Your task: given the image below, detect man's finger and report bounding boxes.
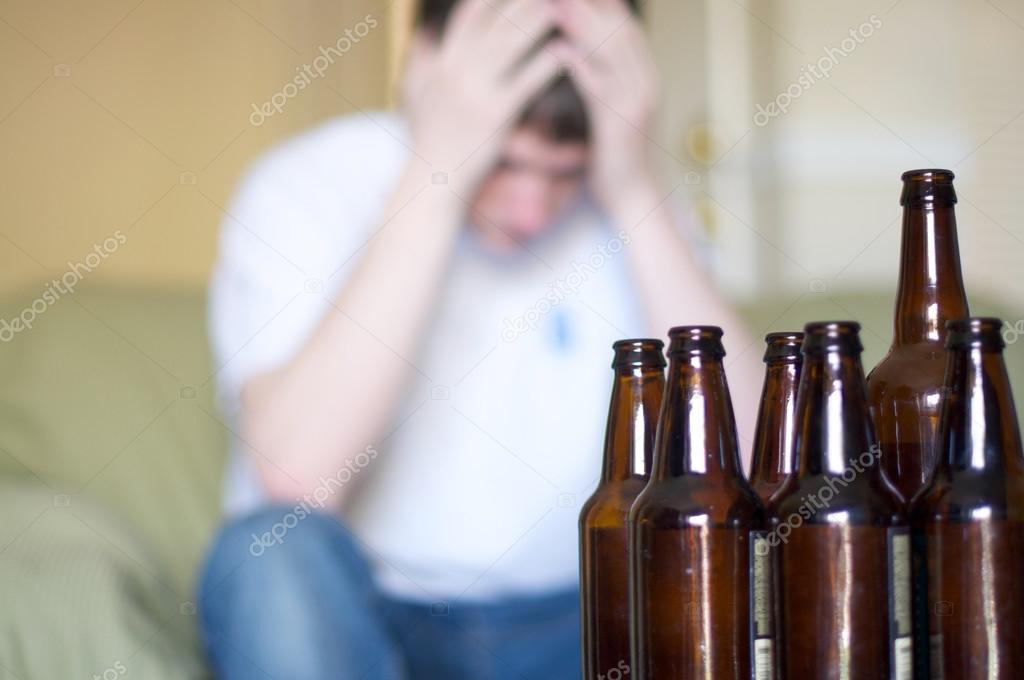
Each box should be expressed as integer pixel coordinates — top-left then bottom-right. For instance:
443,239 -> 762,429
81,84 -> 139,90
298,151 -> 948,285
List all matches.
442,0 -> 504,60
505,40 -> 570,109
480,0 -> 557,78
556,0 -> 635,58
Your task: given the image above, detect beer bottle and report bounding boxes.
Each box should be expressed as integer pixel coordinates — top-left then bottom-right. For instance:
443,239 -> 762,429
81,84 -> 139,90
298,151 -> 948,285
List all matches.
910,318 -> 1024,679
749,332 -> 804,501
868,169 -> 969,504
580,339 -> 665,680
630,326 -> 767,679
771,321 -> 911,680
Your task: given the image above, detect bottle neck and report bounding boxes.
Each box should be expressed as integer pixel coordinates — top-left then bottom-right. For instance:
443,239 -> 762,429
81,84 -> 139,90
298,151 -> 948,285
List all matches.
894,203 -> 968,346
938,346 -> 1024,474
653,354 -> 742,480
601,366 -> 664,482
751,360 -> 801,481
795,349 -> 880,477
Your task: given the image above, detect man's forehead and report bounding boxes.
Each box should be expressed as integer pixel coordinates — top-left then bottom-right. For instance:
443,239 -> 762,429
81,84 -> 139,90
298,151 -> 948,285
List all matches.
501,128 -> 588,168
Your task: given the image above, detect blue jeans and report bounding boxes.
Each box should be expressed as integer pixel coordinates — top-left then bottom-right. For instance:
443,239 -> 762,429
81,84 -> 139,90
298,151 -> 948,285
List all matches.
198,505 -> 581,680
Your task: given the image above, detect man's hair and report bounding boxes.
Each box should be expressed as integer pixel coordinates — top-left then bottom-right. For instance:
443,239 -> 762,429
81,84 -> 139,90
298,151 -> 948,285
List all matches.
416,0 -> 641,143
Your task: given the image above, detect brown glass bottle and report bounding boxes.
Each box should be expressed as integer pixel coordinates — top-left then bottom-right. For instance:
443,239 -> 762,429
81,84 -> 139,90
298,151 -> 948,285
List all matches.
749,332 -> 804,501
910,318 -> 1024,679
770,321 -> 911,680
580,339 -> 665,680
629,326 -> 767,680
868,169 -> 969,505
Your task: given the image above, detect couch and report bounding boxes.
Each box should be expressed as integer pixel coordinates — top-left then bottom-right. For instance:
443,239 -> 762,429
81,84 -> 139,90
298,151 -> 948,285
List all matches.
0,283 -> 1019,679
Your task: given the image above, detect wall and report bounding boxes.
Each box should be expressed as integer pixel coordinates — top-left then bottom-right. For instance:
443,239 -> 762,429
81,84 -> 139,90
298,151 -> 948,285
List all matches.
3,0 -> 1022,331
649,0 -> 1024,322
0,0 -> 391,292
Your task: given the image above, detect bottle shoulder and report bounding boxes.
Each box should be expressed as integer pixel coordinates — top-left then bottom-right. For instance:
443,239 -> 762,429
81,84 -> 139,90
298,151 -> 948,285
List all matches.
580,479 -> 647,528
631,476 -> 764,528
911,472 -> 1024,522
867,343 -> 947,396
769,474 -> 906,525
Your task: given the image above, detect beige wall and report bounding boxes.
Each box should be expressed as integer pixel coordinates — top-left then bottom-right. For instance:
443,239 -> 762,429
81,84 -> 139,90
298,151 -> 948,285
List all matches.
3,0 -> 1023,324
647,0 -> 1024,317
0,0 -> 391,292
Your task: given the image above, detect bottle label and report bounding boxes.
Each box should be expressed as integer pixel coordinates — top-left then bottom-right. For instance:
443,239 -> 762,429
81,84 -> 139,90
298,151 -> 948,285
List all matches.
929,634 -> 944,680
888,528 -> 912,680
750,531 -> 774,680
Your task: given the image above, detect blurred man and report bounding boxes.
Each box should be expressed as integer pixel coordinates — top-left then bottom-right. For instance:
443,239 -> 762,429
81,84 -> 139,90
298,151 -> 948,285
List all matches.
199,0 -> 760,678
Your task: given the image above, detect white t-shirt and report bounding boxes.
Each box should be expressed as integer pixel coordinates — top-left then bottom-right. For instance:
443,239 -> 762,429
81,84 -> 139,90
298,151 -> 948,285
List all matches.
209,111 -> 654,602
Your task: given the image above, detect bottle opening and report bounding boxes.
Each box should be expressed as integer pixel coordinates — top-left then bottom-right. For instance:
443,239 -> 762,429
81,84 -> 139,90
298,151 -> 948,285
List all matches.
945,317 -> 1005,351
900,168 -> 957,206
667,325 -> 725,357
611,338 -> 666,368
801,321 -> 863,354
763,332 -> 804,363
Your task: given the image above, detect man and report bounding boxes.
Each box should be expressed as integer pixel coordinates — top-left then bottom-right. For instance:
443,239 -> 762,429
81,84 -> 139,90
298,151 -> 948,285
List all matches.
199,0 -> 761,678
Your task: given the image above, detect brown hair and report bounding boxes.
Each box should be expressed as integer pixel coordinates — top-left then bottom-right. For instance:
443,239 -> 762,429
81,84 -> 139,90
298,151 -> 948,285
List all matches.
416,0 -> 641,143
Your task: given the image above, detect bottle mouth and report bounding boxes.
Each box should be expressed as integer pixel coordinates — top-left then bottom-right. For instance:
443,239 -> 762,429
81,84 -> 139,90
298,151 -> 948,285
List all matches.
901,168 -> 955,182
900,168 -> 957,206
945,317 -> 1005,350
611,338 -> 666,368
763,332 -> 804,363
667,325 -> 725,357
801,321 -> 863,354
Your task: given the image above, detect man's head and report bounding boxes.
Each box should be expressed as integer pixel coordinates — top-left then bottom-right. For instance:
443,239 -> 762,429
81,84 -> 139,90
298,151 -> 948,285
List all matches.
416,0 -> 640,248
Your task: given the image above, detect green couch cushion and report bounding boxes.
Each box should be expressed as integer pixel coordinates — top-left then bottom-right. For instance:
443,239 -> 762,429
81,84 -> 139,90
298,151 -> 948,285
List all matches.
0,480 -> 207,680
0,284 -> 225,597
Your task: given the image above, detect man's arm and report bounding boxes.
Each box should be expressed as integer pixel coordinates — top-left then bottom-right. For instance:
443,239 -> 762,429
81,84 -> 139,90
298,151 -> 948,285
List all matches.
238,0 -> 565,506
608,184 -> 765,457
557,0 -> 763,456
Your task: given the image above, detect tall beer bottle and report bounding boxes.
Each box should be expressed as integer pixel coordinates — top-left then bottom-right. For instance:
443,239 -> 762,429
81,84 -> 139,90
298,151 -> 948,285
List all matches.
630,326 -> 768,679
749,332 -> 804,501
868,169 -> 969,503
911,318 -> 1024,679
580,339 -> 665,680
771,321 -> 911,680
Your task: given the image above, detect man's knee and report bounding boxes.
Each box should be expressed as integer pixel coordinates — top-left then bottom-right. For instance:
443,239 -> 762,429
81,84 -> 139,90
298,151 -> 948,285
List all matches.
199,504 -> 371,604
197,505 -> 396,678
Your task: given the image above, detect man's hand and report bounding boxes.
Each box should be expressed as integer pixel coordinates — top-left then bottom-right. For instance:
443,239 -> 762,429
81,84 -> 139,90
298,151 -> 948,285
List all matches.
554,0 -> 661,211
403,0 -> 566,195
